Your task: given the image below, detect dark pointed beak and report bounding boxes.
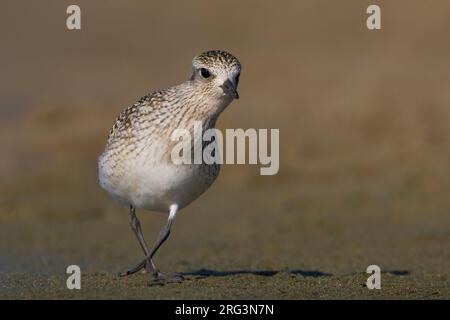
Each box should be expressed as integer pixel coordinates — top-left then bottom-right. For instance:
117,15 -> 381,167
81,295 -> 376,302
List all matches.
221,79 -> 239,99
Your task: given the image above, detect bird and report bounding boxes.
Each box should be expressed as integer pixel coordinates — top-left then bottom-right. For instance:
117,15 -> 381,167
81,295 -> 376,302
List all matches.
98,50 -> 241,284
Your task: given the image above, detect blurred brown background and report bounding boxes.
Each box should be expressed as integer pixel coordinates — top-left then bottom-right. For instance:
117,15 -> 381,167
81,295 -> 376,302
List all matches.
0,1 -> 449,298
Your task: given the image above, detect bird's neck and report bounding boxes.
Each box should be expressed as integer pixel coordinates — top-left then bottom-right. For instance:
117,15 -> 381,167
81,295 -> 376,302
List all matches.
175,81 -> 231,130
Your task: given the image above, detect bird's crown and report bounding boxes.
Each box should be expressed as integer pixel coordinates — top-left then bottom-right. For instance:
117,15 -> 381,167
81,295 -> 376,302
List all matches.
193,50 -> 241,71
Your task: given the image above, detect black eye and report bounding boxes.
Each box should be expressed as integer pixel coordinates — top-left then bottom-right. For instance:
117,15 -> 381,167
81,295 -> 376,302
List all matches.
200,68 -> 211,78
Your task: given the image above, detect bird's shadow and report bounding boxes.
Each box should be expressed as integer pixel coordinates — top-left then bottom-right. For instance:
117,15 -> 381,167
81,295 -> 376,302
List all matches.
180,268 -> 332,279
180,268 -> 412,279
384,270 -> 410,276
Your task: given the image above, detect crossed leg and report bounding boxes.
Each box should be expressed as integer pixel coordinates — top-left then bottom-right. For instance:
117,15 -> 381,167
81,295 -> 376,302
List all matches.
118,205 -> 156,275
119,204 -> 182,284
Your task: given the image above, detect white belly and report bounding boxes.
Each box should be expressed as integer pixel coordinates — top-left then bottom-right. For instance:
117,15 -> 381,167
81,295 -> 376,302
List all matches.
98,154 -> 217,213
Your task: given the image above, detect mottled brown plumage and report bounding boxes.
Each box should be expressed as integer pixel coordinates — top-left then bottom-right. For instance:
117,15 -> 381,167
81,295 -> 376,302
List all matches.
98,50 -> 242,284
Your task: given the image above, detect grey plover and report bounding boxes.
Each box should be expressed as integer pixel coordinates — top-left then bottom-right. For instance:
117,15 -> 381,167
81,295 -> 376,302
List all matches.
98,50 -> 241,284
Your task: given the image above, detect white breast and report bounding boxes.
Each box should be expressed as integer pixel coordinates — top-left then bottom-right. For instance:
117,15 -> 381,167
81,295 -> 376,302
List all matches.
98,139 -> 218,213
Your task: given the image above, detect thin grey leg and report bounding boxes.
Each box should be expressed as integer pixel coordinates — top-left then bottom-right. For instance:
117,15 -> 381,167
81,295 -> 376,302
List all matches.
120,205 -> 183,283
119,205 -> 156,276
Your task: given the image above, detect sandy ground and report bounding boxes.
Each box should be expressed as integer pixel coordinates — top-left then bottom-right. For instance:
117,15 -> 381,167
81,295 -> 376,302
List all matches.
1,1 -> 450,299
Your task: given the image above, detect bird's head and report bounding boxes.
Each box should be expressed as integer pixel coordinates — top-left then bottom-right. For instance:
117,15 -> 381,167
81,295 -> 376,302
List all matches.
191,50 -> 241,103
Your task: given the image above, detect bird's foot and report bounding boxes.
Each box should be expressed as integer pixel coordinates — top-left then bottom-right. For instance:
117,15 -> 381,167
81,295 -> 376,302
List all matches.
118,259 -> 152,277
149,270 -> 184,286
